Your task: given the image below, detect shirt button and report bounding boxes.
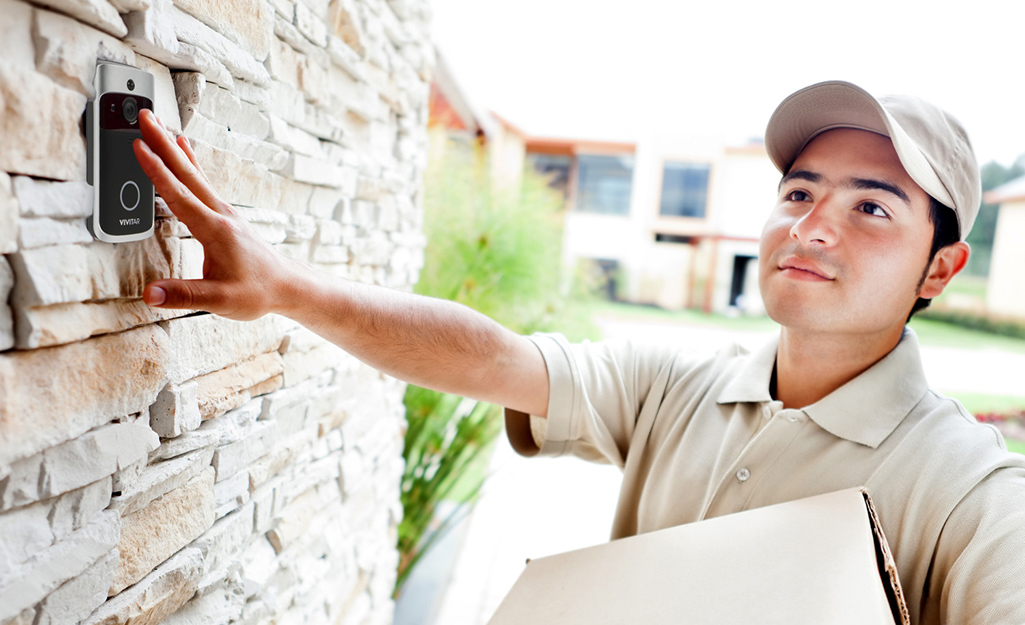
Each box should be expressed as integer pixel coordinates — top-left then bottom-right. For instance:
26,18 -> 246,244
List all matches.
736,467 -> 751,482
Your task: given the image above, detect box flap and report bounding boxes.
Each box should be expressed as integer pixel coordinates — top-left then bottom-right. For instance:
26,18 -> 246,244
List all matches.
488,487 -> 907,625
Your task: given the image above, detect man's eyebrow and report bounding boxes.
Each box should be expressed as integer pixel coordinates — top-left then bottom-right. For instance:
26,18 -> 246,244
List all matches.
778,169 -> 820,191
849,177 -> 911,205
778,170 -> 913,207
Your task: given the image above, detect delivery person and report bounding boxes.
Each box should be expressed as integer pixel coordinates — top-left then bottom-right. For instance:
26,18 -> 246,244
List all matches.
135,80 -> 1025,625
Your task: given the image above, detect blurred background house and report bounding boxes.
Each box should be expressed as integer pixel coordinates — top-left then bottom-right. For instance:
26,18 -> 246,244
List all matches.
429,60 -> 781,317
985,175 -> 1025,321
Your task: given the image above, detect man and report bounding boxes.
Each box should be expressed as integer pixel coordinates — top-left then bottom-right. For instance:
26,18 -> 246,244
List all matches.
135,81 -> 1025,624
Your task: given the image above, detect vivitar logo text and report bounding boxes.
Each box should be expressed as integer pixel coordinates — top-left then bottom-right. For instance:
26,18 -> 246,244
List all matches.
119,218 -> 141,226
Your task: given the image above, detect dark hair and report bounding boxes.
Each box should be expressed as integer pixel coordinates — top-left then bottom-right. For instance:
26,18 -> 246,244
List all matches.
908,198 -> 960,319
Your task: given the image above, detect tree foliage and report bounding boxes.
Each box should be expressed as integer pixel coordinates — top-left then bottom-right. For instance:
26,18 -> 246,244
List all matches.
395,133 -> 570,594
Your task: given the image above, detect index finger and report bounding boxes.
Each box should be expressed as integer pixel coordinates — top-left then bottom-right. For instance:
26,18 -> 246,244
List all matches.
134,136 -> 223,239
137,109 -> 229,214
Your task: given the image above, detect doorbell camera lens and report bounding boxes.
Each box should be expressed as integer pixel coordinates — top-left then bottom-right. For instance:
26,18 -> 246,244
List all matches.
127,79 -> 135,91
123,97 -> 139,124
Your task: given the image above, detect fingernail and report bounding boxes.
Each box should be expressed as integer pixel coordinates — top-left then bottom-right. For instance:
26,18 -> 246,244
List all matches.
146,286 -> 166,306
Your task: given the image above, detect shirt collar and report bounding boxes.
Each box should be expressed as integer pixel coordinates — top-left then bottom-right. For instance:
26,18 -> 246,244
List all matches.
717,328 -> 929,448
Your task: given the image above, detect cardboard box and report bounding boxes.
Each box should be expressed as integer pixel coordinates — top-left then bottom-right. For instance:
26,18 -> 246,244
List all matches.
488,488 -> 909,624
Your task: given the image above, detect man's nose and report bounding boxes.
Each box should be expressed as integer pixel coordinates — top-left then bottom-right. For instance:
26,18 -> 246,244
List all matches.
789,200 -> 839,246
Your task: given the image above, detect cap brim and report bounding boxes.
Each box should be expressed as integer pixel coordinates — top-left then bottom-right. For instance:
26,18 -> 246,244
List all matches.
765,81 -> 956,212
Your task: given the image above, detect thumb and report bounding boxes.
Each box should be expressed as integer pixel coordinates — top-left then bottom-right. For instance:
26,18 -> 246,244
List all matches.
144,279 -> 222,311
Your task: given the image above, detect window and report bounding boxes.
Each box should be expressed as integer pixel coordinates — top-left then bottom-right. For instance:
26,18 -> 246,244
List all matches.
528,154 -> 572,198
575,154 -> 634,215
659,161 -> 710,218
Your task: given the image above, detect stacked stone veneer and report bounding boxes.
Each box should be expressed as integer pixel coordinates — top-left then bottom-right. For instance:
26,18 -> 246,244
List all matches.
0,0 -> 432,622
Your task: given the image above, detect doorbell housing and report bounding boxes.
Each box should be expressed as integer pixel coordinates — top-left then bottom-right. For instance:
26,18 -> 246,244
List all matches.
86,61 -> 155,242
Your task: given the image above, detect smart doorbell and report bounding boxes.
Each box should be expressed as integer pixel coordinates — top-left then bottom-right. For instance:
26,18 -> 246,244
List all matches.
86,61 -> 155,242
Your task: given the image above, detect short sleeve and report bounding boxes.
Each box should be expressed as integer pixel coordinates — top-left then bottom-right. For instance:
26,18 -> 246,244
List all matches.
504,333 -> 680,467
927,466 -> 1025,624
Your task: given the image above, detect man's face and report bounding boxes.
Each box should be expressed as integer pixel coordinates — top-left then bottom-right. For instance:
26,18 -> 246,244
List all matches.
758,128 -> 934,338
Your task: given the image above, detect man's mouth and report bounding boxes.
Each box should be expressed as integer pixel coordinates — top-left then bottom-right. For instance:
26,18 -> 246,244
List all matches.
779,256 -> 834,281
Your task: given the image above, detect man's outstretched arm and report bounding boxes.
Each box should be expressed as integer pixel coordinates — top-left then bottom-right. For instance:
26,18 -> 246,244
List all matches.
132,109 -> 549,417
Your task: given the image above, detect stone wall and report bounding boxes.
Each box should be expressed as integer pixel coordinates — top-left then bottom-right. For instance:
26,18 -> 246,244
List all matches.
0,0 -> 432,622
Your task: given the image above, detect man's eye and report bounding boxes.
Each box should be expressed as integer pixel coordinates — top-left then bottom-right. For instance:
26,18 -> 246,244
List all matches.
858,202 -> 889,218
785,190 -> 810,202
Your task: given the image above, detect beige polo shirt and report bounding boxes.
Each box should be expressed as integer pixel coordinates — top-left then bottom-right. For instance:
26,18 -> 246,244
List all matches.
505,328 -> 1025,625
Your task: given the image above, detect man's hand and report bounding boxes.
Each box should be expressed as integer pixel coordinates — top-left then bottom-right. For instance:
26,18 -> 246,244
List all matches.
133,108 -> 297,321
132,108 -> 550,417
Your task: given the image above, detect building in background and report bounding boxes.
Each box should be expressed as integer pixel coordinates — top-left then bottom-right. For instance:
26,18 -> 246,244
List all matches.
515,127 -> 780,315
984,175 -> 1025,321
428,51 -> 781,316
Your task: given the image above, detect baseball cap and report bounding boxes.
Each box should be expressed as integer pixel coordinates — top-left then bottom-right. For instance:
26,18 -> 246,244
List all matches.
764,80 -> 981,240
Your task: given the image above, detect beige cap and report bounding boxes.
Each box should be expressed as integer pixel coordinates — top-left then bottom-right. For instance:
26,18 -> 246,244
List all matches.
765,80 -> 981,239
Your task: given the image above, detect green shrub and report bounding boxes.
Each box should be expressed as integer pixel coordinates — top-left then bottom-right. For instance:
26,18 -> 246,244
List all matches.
395,134 -> 577,594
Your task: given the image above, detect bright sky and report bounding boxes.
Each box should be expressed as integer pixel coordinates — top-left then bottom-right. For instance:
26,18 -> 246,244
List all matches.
430,0 -> 1025,167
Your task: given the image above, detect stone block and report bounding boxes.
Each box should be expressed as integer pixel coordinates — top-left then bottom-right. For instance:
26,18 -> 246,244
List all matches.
281,342 -> 347,387
32,7 -> 136,97
268,114 -> 324,157
184,113 -> 289,171
213,470 -> 250,518
281,153 -> 347,187
248,428 -> 315,491
168,4 -> 272,86
191,500 -> 253,575
108,0 -> 150,13
194,352 -> 285,419
235,207 -> 287,243
294,0 -> 327,47
307,186 -> 344,219
0,325 -> 169,479
173,71 -> 205,130
264,37 -> 300,87
30,0 -> 127,38
14,298 -> 189,350
18,216 -> 93,249
108,447 -> 213,515
0,497 -> 54,580
0,0 -> 35,69
171,0 -> 273,61
197,83 -> 270,140
82,547 -> 204,625
188,137 -> 284,207
326,35 -> 364,81
0,477 -> 110,573
285,214 -> 316,242
161,313 -> 284,384
9,233 -> 186,308
326,0 -> 363,56
265,487 -> 321,554
212,420 -> 276,481
238,535 -> 278,598
35,548 -> 118,625
12,176 -> 93,219
150,381 -> 202,438
111,468 -> 215,595
159,570 -> 245,625
0,510 -> 121,622
48,477 -> 114,543
26,422 -> 158,505
0,172 -> 18,255
123,0 -> 235,90
0,63 -> 87,182
148,398 -> 260,461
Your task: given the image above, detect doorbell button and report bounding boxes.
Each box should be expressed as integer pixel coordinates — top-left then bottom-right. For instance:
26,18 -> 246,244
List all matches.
120,180 -> 140,211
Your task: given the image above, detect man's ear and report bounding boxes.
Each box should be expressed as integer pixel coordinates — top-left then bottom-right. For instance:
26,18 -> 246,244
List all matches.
918,241 -> 970,300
